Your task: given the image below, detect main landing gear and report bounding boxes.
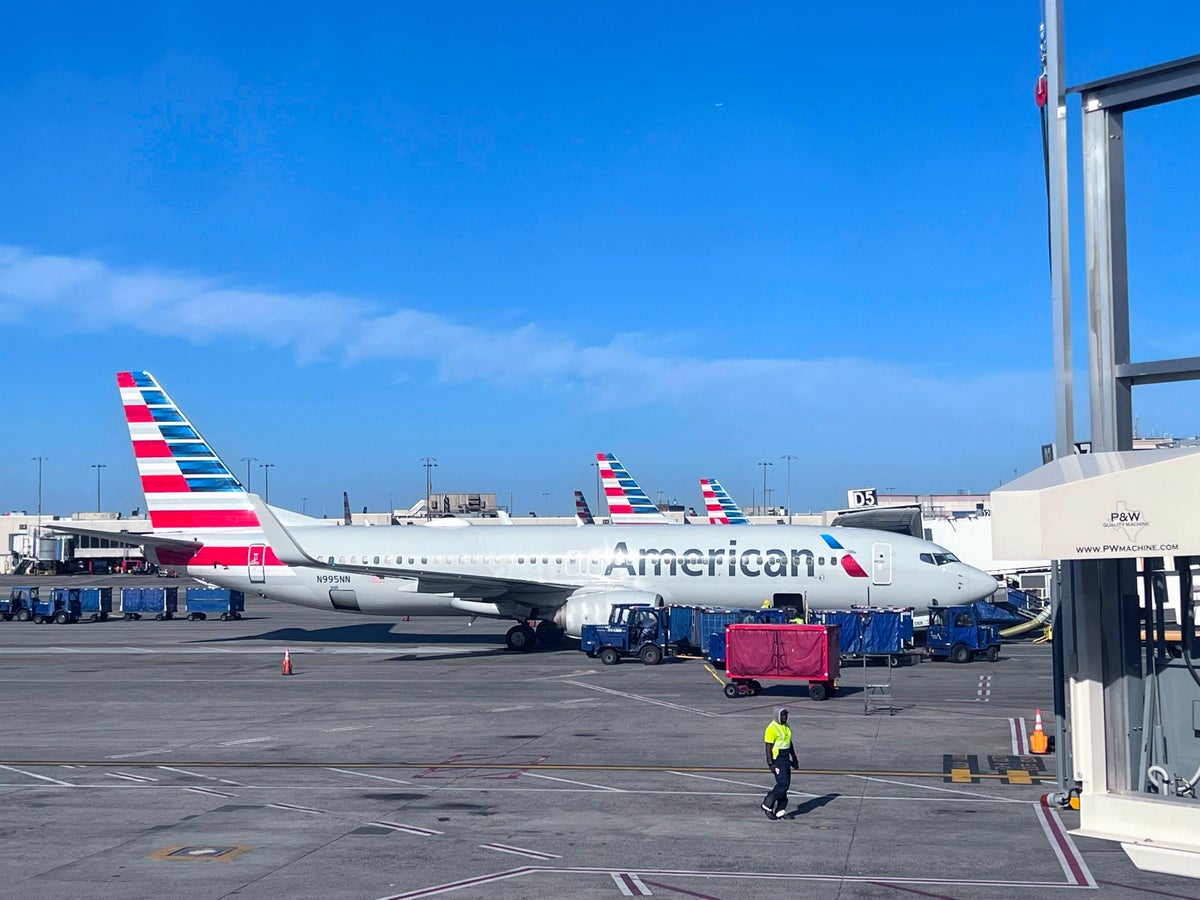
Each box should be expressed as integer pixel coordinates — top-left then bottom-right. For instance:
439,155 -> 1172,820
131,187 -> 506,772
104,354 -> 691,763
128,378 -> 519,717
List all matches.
504,620 -> 566,652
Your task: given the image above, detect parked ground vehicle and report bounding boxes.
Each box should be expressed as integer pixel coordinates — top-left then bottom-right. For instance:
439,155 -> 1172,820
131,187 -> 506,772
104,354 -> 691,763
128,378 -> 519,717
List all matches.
1,586 -> 38,621
32,588 -> 83,624
582,605 -> 674,665
925,605 -> 1001,663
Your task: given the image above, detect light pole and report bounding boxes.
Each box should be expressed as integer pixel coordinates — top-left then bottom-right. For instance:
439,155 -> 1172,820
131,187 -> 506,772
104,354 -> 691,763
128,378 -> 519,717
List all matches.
758,461 -> 773,516
241,457 -> 257,491
541,491 -> 550,516
32,456 -> 48,550
300,497 -> 308,515
259,463 -> 275,503
91,463 -> 107,512
421,457 -> 438,517
591,460 -> 601,517
781,454 -> 797,524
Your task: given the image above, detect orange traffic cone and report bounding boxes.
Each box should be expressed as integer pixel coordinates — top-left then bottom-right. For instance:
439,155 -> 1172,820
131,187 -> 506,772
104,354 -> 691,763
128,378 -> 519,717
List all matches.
281,648 -> 294,676
1030,708 -> 1048,754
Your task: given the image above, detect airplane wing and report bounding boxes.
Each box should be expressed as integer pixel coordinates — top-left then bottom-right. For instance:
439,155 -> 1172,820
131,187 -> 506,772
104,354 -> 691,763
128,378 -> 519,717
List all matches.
247,494 -> 575,600
43,523 -> 203,552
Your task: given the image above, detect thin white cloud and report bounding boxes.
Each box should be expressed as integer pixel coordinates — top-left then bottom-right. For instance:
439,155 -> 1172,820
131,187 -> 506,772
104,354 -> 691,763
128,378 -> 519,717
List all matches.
0,245 -> 1044,427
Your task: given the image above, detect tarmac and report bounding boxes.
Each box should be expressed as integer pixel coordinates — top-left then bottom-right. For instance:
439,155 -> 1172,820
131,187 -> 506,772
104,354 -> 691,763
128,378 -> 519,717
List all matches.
1,575 -> 1198,900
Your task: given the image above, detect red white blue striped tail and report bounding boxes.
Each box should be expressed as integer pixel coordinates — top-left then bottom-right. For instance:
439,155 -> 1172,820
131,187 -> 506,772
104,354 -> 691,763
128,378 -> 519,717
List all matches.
596,452 -> 671,525
117,371 -> 259,534
700,478 -> 751,525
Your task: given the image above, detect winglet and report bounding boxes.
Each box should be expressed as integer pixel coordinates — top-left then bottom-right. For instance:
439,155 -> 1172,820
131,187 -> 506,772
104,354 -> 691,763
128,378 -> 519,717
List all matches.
246,493 -> 321,567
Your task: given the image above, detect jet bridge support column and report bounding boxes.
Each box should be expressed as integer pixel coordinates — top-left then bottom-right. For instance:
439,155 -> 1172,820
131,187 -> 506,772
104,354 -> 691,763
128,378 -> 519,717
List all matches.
995,39 -> 1200,879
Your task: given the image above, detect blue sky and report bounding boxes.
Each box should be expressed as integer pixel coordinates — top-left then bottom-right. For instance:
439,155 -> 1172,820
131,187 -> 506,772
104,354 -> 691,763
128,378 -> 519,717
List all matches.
2,3 -> 1199,519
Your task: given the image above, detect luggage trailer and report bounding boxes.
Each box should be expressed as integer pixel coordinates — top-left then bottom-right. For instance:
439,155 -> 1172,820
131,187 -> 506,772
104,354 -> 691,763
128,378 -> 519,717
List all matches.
722,623 -> 841,701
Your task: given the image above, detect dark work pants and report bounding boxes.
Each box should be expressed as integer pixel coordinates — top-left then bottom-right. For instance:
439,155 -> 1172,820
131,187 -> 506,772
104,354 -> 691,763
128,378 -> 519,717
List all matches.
763,756 -> 791,812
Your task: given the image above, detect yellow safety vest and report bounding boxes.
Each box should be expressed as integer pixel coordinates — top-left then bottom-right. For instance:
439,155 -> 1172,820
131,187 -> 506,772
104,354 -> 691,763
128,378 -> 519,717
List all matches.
763,721 -> 792,758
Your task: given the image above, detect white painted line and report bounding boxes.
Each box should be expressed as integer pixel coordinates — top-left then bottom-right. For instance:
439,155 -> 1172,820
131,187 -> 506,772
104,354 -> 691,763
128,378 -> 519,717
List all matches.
320,725 -> 373,733
0,765 -> 73,786
1035,804 -> 1096,887
267,802 -> 325,815
157,766 -> 218,781
48,646 -> 80,653
523,771 -> 626,792
327,767 -> 412,785
185,787 -> 235,798
480,842 -> 560,860
372,821 -> 443,836
976,674 -> 992,702
374,867 -> 535,899
611,872 -> 653,896
838,773 -> 1025,802
217,778 -> 245,786
106,747 -> 173,759
123,647 -> 155,653
566,680 -> 719,717
1011,718 -> 1029,755
669,770 -> 775,791
218,736 -> 276,746
488,705 -> 533,713
106,772 -> 159,783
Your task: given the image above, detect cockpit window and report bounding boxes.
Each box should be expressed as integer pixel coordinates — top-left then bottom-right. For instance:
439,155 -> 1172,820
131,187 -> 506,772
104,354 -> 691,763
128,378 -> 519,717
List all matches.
920,553 -> 933,565
921,552 -> 960,566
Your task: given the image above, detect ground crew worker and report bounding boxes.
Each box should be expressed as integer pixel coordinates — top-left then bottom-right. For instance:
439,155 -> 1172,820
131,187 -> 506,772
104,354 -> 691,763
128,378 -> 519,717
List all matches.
761,708 -> 798,819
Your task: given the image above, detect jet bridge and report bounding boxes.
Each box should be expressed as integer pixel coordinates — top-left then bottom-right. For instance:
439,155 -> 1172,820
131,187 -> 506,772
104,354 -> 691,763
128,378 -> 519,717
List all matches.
993,448 -> 1200,878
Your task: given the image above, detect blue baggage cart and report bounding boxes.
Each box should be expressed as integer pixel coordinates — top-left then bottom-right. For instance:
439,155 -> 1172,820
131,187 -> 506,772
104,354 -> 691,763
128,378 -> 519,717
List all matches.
79,587 -> 113,622
811,608 -> 914,666
185,588 -> 245,621
120,586 -> 178,620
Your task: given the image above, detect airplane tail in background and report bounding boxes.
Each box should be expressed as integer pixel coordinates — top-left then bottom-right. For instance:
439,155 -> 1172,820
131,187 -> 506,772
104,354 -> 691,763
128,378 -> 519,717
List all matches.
574,491 -> 595,525
118,371 -> 260,535
700,478 -> 751,525
596,452 -> 672,525
343,492 -> 353,525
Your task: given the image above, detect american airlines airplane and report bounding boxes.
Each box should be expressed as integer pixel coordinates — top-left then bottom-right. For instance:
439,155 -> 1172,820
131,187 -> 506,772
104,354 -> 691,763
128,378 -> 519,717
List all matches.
59,372 -> 998,653
700,478 -> 751,525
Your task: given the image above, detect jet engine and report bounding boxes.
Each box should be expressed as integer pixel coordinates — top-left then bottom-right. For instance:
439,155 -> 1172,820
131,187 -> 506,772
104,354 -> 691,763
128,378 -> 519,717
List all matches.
554,588 -> 663,638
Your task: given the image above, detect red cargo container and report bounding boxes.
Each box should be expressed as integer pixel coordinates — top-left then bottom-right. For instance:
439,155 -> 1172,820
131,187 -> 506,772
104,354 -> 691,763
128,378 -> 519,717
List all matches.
723,623 -> 840,701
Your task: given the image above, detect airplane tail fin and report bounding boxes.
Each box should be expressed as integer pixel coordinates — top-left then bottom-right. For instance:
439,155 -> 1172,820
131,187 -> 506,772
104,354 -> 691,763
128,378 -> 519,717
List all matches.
343,492 -> 353,525
117,371 -> 260,534
700,478 -> 751,525
596,452 -> 672,525
574,490 -> 595,525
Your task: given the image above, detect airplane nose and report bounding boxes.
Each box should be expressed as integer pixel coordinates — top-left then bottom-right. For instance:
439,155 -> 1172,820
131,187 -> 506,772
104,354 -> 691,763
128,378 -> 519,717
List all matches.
965,566 -> 998,601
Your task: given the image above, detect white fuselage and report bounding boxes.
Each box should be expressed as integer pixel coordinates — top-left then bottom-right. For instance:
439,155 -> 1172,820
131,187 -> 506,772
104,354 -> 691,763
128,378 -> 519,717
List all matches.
168,522 -> 997,633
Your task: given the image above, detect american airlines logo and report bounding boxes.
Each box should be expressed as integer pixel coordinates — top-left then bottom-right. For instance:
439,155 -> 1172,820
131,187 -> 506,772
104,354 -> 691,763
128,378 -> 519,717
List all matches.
602,538 -> 868,579
1102,501 -> 1149,543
